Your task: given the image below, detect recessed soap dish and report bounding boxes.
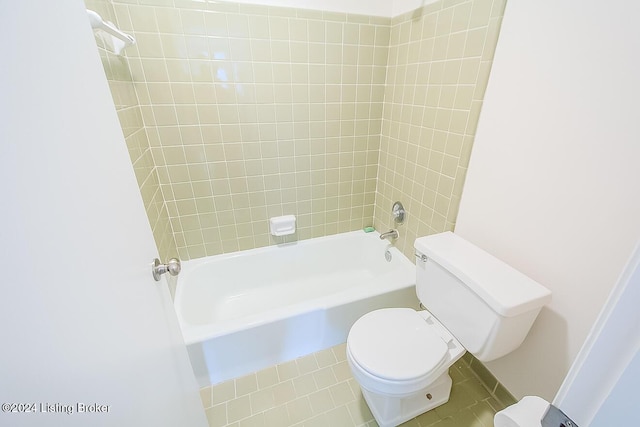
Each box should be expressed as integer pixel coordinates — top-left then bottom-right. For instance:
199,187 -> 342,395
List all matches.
270,215 -> 296,236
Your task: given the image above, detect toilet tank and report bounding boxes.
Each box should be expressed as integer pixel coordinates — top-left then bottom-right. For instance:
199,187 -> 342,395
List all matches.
414,232 -> 551,362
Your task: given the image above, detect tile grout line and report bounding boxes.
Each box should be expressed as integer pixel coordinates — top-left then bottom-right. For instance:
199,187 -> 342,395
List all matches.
201,341 -> 509,427
461,355 -> 517,410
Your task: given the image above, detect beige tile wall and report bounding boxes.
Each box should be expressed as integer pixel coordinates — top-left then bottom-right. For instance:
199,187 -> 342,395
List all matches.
109,0 -> 391,260
87,1 -> 516,416
86,0 -> 178,261
91,0 -> 506,263
374,0 -> 506,259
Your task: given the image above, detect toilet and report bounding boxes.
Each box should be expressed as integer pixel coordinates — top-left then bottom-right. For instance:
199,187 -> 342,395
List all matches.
347,232 -> 552,427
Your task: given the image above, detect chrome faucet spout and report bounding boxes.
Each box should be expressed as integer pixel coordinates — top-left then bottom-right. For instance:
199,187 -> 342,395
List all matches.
379,229 -> 399,240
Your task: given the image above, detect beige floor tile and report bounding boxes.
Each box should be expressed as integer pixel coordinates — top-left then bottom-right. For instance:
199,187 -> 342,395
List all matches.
250,388 -> 275,414
292,372 -> 318,398
459,377 -> 494,402
447,407 -> 485,427
486,396 -> 506,413
272,381 -> 297,406
314,347 -> 338,367
332,343 -> 348,362
257,366 -> 280,389
263,405 -> 290,426
212,380 -> 236,405
277,360 -> 300,382
329,381 -> 356,405
470,401 -> 498,427
296,353 -> 319,374
332,360 -> 353,382
286,396 -> 313,424
326,405 -> 356,426
347,378 -> 362,395
206,403 -> 227,427
227,395 -> 252,423
236,373 -> 259,397
203,343 -> 506,427
312,365 -> 338,389
398,418 -> 420,427
412,406 -> 441,426
239,412 -> 265,427
301,412 -> 328,427
201,386 -> 212,409
429,417 -> 456,427
309,388 -> 336,415
346,398 -> 375,425
449,360 -> 474,384
435,380 -> 488,419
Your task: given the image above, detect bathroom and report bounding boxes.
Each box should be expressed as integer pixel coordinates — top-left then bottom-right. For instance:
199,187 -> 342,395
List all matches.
1,0 -> 639,426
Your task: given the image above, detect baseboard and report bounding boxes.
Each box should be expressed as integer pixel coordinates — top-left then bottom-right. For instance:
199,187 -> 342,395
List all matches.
462,353 -> 517,409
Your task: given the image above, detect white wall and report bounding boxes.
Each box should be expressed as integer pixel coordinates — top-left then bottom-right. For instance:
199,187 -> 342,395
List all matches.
591,349 -> 640,426
391,0 -> 439,17
227,0 -> 390,16
455,1 -> 640,400
555,242 -> 640,425
219,0 -> 437,17
0,2 -> 206,425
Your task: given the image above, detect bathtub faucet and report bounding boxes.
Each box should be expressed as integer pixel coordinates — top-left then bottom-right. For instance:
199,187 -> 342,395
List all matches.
379,229 -> 399,240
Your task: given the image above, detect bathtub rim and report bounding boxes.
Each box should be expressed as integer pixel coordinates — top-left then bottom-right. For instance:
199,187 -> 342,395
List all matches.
174,230 -> 416,346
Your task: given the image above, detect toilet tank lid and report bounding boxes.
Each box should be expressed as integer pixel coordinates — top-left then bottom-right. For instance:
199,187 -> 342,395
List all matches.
414,232 -> 552,317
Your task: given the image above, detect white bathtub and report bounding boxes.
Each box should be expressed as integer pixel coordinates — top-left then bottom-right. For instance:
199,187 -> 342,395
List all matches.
175,230 -> 418,386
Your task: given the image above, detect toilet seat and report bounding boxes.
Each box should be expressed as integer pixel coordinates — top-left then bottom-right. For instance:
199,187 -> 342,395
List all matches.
346,308 -> 464,396
348,308 -> 448,381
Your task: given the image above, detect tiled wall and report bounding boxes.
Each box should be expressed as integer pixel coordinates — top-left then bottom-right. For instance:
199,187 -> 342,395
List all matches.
86,0 -> 178,260
107,0 -> 391,260
90,0 -> 505,262
374,0 -> 506,259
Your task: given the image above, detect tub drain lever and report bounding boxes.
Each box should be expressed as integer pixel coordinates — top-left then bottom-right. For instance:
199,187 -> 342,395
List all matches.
152,258 -> 181,281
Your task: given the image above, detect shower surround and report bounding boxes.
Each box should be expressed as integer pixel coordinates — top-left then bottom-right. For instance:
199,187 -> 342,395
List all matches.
87,0 -> 505,262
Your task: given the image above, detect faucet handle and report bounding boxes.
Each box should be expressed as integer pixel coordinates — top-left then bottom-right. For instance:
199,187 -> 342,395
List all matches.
152,258 -> 181,281
379,229 -> 399,240
392,201 -> 405,224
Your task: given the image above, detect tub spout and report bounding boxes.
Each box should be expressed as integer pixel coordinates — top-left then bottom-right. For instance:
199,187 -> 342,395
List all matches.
379,229 -> 399,240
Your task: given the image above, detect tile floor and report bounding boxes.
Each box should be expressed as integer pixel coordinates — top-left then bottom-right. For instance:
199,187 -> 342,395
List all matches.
199,343 -> 513,427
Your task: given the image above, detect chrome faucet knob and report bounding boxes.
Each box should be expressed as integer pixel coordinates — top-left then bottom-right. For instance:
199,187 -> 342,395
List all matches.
392,202 -> 405,224
166,258 -> 181,276
152,258 -> 181,281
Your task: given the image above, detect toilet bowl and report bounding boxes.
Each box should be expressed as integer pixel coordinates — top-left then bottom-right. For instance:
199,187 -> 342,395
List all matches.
347,232 -> 552,427
346,308 -> 465,427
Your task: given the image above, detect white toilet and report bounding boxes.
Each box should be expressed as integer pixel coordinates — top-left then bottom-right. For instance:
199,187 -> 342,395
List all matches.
347,232 -> 552,427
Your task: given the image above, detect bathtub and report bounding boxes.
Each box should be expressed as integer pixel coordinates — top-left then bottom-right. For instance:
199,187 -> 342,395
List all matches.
175,230 -> 418,386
